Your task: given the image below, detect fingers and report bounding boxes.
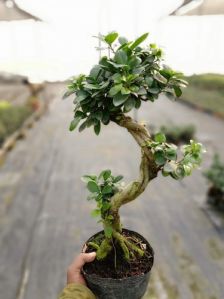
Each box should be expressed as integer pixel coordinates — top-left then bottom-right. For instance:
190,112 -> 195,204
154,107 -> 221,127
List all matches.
71,252 -> 96,272
67,252 -> 96,285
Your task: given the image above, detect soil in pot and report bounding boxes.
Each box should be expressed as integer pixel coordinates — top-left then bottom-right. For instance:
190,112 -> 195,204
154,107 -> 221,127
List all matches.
83,229 -> 154,279
83,229 -> 154,299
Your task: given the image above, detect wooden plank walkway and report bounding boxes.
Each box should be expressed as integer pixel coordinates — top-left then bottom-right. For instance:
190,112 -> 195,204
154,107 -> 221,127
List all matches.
0,84 -> 224,299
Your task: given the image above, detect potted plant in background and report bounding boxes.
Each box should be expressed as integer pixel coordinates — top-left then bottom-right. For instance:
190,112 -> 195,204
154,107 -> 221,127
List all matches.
204,154 -> 224,211
64,32 -> 204,299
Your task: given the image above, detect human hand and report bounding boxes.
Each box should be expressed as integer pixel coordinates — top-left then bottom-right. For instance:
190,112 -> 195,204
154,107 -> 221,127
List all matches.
67,252 -> 96,285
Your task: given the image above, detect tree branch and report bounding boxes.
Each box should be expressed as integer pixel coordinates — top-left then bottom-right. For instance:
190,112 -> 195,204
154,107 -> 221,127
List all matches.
110,115 -> 159,211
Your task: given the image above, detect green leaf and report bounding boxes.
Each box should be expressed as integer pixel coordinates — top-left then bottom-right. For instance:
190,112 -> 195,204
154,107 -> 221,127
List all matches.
135,98 -> 141,109
87,181 -> 100,193
174,86 -> 182,97
124,97 -> 135,112
69,117 -> 81,131
79,120 -> 87,132
99,169 -> 112,180
91,209 -> 101,218
118,36 -> 128,45
145,77 -> 153,87
104,226 -> 113,238
63,89 -> 75,99
109,84 -> 122,97
81,175 -> 97,183
154,151 -> 166,166
165,148 -> 177,160
94,121 -> 101,135
130,33 -> 149,50
154,133 -> 166,143
107,215 -> 114,220
121,86 -> 130,95
102,185 -> 113,194
114,50 -> 128,65
104,32 -> 118,45
76,90 -> 89,102
154,73 -> 167,84
102,111 -> 110,125
113,93 -> 129,106
94,111 -> 103,121
148,87 -> 160,94
89,65 -> 101,79
113,175 -> 123,183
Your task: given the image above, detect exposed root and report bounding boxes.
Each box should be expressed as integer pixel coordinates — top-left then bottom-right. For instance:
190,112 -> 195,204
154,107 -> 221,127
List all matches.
96,238 -> 113,260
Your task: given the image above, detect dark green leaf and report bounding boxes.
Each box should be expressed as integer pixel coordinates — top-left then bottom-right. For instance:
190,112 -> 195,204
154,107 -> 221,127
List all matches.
89,65 -> 101,79
154,151 -> 166,165
99,169 -> 112,180
102,111 -> 110,125
145,77 -> 153,87
102,185 -> 113,194
63,89 -> 75,99
113,175 -> 123,183
148,87 -> 160,94
130,33 -> 149,50
124,97 -> 135,112
94,121 -> 101,135
104,32 -> 118,45
79,120 -> 87,132
165,148 -> 177,160
113,93 -> 129,106
114,50 -> 128,65
76,90 -> 89,102
135,98 -> 141,109
109,84 -> 122,96
69,117 -> 81,131
87,181 -> 100,193
174,86 -> 182,97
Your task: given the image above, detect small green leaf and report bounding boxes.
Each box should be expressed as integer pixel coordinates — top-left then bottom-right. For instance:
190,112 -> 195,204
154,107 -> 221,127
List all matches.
99,169 -> 112,180
174,86 -> 182,97
124,97 -> 135,112
118,36 -> 128,45
63,89 -> 75,99
107,215 -> 114,220
109,84 -> 122,97
155,133 -> 166,143
148,87 -> 160,94
114,50 -> 128,65
113,93 -> 129,106
145,77 -> 153,87
102,185 -> 113,194
94,121 -> 101,135
113,175 -> 123,183
102,111 -> 110,125
154,73 -> 167,84
69,117 -> 81,131
81,175 -> 97,183
104,32 -> 118,45
76,90 -> 89,102
154,151 -> 166,166
87,181 -> 100,193
130,33 -> 149,50
165,148 -> 177,160
91,209 -> 101,218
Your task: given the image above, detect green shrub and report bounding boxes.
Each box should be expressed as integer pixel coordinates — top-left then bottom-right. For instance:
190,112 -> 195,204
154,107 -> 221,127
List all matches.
204,154 -> 224,192
0,103 -> 32,146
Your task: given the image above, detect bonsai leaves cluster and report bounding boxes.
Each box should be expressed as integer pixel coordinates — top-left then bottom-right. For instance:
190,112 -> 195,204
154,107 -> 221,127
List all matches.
145,133 -> 204,179
64,32 -> 187,135
82,170 -> 123,238
65,32 -> 204,262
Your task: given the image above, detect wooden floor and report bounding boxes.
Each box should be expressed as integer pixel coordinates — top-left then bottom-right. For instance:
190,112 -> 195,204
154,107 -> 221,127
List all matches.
0,84 -> 224,299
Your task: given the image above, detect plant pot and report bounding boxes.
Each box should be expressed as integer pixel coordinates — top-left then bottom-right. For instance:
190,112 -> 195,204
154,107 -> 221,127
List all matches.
82,228 -> 154,299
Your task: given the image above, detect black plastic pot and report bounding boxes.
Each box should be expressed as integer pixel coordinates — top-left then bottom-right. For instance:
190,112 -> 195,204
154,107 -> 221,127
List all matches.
82,229 -> 154,299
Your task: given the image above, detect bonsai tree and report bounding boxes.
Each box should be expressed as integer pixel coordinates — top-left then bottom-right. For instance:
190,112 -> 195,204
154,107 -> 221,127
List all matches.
204,154 -> 224,210
64,32 -> 204,262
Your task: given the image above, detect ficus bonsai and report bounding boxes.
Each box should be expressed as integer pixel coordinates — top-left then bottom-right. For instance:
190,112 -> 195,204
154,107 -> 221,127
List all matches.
64,32 -> 204,263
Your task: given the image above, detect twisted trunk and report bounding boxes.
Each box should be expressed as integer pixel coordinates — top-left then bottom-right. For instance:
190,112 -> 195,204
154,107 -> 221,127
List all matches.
95,115 -> 159,260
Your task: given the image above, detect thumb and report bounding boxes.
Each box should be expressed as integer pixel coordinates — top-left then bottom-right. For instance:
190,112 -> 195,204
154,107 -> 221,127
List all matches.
72,252 -> 96,272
